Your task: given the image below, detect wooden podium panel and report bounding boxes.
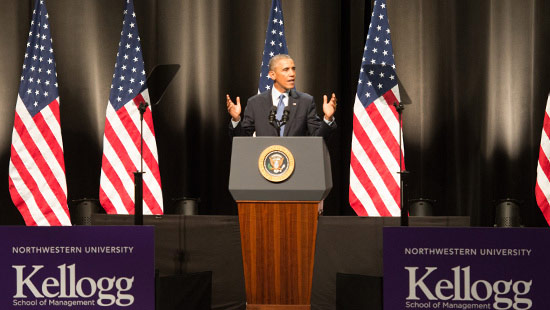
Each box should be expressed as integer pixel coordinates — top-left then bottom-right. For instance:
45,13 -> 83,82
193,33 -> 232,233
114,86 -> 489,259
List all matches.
238,201 -> 319,310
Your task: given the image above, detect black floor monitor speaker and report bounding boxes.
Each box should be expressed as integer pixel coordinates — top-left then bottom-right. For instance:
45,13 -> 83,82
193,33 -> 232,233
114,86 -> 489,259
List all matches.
336,273 -> 382,310
156,271 -> 212,310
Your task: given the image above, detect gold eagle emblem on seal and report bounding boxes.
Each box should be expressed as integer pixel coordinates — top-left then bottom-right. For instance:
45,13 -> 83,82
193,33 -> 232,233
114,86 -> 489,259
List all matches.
258,145 -> 295,182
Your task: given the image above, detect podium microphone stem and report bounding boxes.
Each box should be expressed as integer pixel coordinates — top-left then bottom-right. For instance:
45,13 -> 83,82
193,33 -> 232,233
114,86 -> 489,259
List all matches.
135,101 -> 147,226
134,172 -> 143,225
394,102 -> 408,227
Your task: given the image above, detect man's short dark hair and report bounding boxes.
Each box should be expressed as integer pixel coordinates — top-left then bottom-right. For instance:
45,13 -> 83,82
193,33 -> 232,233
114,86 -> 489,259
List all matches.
268,54 -> 293,71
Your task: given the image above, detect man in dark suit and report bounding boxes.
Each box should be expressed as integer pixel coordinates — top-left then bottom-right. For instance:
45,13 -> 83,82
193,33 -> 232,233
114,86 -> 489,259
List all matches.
226,54 -> 337,138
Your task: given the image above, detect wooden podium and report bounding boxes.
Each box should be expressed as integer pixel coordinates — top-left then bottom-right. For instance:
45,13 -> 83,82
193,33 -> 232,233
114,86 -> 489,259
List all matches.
229,137 -> 332,309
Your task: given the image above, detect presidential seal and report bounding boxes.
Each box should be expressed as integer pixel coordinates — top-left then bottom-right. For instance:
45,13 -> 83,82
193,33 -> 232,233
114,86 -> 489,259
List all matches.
258,145 -> 295,182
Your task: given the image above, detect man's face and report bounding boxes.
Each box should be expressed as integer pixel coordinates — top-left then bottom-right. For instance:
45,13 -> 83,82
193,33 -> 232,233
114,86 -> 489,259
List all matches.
269,58 -> 296,92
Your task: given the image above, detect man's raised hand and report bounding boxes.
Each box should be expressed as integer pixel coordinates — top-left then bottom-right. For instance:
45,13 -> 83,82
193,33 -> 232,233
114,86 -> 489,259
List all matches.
323,93 -> 337,121
226,94 -> 241,122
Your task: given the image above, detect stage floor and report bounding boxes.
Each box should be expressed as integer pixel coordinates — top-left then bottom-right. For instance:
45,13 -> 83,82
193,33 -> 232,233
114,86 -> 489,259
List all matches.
92,215 -> 470,310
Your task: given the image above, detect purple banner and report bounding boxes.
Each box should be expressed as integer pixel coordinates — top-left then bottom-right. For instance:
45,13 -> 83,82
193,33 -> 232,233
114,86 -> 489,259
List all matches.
384,227 -> 549,310
0,226 -> 154,310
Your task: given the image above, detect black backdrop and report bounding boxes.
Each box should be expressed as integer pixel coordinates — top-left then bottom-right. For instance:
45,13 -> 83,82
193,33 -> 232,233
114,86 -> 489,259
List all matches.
1,0 -> 549,227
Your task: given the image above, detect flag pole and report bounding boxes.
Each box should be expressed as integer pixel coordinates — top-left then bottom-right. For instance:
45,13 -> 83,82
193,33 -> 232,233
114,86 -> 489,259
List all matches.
134,101 -> 148,226
394,102 -> 408,226
132,64 -> 179,225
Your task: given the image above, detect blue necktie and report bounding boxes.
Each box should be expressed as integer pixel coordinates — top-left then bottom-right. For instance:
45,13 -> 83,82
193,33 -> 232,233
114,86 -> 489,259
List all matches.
276,94 -> 285,136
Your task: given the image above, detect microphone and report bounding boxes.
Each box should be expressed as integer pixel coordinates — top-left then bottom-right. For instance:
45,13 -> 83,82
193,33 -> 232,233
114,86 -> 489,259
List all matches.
136,97 -> 149,119
281,106 -> 290,125
268,106 -> 277,127
393,101 -> 404,113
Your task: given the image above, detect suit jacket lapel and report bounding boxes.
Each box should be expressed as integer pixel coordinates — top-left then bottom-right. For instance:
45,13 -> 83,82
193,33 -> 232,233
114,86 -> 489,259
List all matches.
284,90 -> 299,136
261,90 -> 278,135
262,89 -> 273,110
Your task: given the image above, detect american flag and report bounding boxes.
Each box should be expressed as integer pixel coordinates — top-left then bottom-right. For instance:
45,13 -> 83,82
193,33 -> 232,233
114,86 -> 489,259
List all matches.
349,0 -> 403,216
100,0 -> 163,215
535,94 -> 550,225
258,0 -> 289,92
9,0 -> 71,226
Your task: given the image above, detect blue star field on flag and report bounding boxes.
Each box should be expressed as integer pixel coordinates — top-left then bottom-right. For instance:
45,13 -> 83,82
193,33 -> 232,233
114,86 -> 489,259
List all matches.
19,0 -> 59,117
109,0 -> 147,110
357,0 -> 398,108
258,0 -> 289,93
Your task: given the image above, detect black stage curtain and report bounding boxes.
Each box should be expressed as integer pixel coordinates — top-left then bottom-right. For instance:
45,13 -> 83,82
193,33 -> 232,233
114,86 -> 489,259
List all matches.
1,0 -> 550,227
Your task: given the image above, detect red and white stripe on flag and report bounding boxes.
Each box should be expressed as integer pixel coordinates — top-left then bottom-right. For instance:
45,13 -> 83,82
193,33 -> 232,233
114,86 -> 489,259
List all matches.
349,0 -> 403,216
9,96 -> 71,226
101,0 -> 163,215
100,90 -> 163,215
9,0 -> 70,226
535,94 -> 550,225
350,85 -> 403,216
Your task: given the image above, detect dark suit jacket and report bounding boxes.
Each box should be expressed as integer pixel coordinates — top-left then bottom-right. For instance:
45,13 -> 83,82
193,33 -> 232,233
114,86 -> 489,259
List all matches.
229,89 -> 336,138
